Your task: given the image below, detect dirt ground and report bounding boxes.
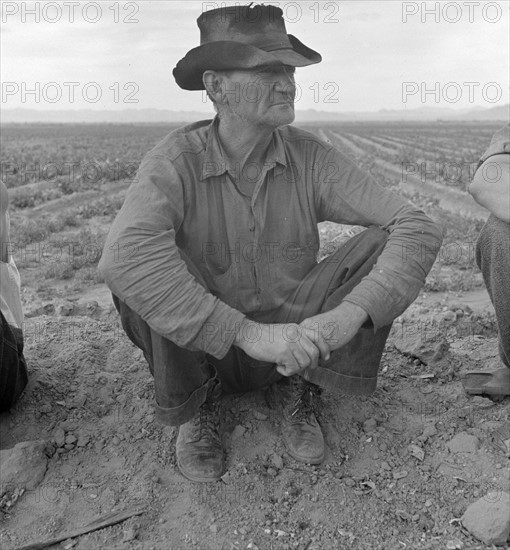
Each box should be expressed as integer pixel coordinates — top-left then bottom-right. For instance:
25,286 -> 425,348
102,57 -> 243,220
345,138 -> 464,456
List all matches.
1,255 -> 509,550
1,123 -> 509,549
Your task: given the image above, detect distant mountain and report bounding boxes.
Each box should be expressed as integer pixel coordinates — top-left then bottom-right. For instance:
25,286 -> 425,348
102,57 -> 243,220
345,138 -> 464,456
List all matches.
0,108 -> 214,124
1,105 -> 508,124
296,105 -> 509,122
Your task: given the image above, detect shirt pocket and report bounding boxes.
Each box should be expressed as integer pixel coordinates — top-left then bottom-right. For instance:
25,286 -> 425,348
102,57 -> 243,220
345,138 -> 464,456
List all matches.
209,263 -> 239,309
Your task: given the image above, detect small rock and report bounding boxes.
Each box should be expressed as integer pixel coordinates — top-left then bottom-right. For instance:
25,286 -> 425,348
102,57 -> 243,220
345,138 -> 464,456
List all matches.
58,302 -> 75,316
396,510 -> 411,521
344,478 -> 356,487
419,422 -> 437,441
122,527 -> 138,542
65,434 -> 77,445
59,421 -> 78,431
266,467 -> 277,477
270,453 -> 284,470
209,524 -> 218,534
408,444 -> 425,461
231,425 -> 246,439
447,433 -> 480,453
40,403 -> 52,414
0,440 -> 48,490
393,470 -> 408,480
363,418 -> 377,433
72,393 -> 87,408
432,338 -> 450,362
53,428 -> 66,448
381,461 -> 391,471
252,410 -> 268,421
446,538 -> 463,550
462,491 -> 510,545
76,433 -> 90,448
449,302 -> 472,314
438,311 -> 457,324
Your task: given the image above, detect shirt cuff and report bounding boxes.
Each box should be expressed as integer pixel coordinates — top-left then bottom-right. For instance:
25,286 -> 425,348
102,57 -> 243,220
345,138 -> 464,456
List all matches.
342,279 -> 402,332
191,302 -> 246,359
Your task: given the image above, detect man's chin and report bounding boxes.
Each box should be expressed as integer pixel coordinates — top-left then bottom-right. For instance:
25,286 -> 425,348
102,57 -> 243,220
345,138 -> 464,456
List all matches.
270,103 -> 295,126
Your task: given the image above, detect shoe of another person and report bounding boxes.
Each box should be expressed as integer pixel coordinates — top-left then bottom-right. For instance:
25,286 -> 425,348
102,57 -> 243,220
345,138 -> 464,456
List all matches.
176,397 -> 224,482
281,377 -> 325,464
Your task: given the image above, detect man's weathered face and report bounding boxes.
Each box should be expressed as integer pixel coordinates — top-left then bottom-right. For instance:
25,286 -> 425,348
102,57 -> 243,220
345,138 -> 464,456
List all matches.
220,64 -> 296,128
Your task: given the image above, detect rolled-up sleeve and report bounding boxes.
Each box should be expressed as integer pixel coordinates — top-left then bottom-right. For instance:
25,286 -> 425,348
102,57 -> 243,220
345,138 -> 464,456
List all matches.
316,147 -> 444,330
98,154 -> 245,359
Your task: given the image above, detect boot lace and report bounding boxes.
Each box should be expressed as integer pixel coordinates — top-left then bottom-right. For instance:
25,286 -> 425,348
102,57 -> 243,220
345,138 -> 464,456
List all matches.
290,382 -> 321,423
197,400 -> 220,442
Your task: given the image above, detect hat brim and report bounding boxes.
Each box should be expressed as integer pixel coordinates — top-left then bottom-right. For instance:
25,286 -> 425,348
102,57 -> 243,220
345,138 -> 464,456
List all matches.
173,35 -> 321,91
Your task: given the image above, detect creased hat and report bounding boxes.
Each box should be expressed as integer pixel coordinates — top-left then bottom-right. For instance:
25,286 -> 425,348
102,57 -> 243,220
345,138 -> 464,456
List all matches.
173,4 -> 322,90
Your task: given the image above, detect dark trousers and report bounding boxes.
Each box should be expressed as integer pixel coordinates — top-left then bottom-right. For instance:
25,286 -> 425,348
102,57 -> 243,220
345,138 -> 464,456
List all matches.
114,227 -> 392,426
476,215 -> 510,368
0,310 -> 28,412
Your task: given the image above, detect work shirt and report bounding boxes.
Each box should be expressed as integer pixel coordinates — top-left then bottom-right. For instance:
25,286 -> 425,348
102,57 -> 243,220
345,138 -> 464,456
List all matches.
0,210 -> 23,330
99,118 -> 443,359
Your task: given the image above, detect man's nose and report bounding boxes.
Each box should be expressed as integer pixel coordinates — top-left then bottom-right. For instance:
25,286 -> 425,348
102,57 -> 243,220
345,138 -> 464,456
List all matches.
275,72 -> 296,97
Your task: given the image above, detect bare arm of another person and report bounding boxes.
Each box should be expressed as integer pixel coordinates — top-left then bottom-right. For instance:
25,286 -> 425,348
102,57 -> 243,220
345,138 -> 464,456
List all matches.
1,180 -> 9,263
468,154 -> 510,223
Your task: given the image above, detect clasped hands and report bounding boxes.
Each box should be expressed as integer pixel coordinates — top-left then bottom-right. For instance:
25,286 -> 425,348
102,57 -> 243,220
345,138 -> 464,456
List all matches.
234,302 -> 369,377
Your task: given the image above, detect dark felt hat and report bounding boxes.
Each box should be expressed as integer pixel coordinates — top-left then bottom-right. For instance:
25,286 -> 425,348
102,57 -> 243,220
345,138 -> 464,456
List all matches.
173,4 -> 322,90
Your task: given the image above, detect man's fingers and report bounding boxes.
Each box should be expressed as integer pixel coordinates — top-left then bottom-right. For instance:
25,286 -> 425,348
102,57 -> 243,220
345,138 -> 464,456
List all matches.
301,327 -> 330,362
291,346 -> 313,370
276,363 -> 294,376
299,340 -> 320,369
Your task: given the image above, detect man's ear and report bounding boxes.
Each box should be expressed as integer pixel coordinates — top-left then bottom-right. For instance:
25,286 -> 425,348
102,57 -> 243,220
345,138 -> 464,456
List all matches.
203,70 -> 223,104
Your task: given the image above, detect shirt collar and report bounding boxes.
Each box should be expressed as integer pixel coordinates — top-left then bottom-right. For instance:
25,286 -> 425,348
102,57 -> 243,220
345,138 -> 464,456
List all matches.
200,116 -> 288,181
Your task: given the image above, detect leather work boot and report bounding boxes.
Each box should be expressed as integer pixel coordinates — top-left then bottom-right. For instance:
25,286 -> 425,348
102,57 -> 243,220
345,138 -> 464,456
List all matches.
176,397 -> 224,482
281,377 -> 325,464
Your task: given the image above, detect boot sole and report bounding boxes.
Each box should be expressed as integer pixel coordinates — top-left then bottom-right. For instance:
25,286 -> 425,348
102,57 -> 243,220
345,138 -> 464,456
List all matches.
282,434 -> 325,465
177,459 -> 224,483
284,447 -> 325,465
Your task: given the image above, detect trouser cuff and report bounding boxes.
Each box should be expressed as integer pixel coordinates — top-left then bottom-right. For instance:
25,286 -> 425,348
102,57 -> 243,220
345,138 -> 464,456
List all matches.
154,374 -> 220,426
304,366 -> 377,396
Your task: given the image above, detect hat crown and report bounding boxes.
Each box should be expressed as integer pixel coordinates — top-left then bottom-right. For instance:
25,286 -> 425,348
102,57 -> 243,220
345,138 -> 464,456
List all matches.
197,5 -> 292,52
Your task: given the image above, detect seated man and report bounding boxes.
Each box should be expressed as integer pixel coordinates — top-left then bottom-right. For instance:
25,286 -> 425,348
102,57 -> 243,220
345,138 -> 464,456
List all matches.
99,5 -> 443,482
463,124 -> 510,397
0,180 -> 28,411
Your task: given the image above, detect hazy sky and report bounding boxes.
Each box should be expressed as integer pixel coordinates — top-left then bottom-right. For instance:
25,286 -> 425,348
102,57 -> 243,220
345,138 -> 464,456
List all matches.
1,1 -> 508,113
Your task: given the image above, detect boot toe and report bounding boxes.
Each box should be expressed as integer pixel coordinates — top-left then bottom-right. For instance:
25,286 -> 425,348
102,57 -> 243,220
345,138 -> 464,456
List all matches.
283,422 -> 325,464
